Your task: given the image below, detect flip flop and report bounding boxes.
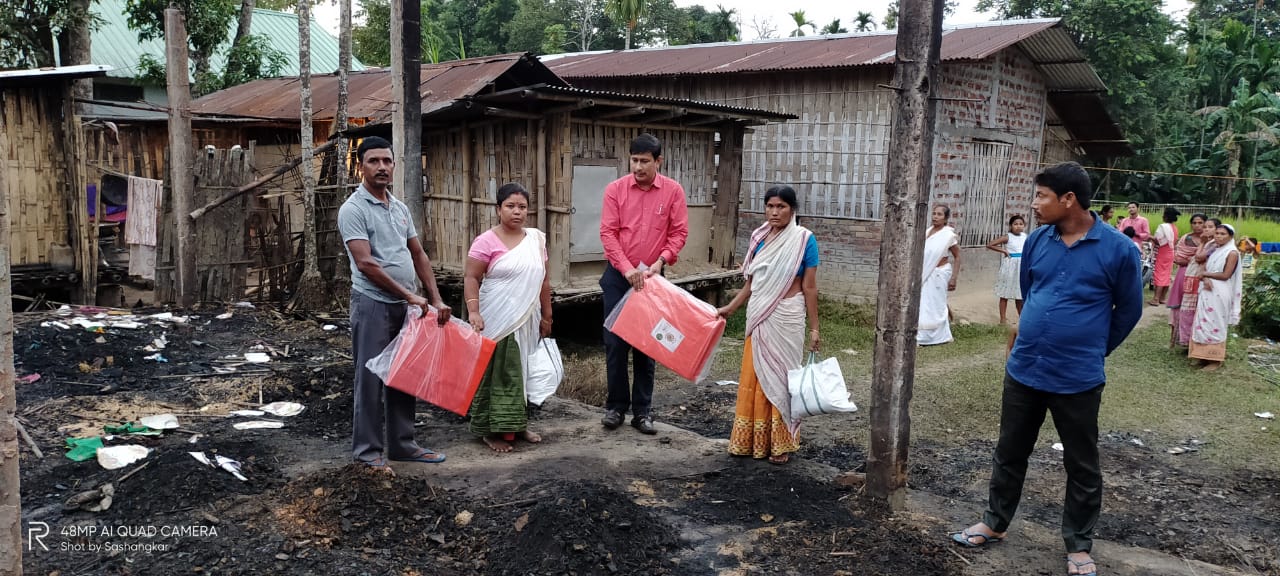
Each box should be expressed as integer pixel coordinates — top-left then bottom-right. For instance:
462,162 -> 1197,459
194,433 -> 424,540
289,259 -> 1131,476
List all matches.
950,528 -> 1004,548
391,448 -> 446,463
1067,558 -> 1097,576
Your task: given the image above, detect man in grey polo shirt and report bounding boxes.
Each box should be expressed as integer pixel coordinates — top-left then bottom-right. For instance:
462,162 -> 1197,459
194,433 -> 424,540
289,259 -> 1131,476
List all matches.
338,136 -> 451,473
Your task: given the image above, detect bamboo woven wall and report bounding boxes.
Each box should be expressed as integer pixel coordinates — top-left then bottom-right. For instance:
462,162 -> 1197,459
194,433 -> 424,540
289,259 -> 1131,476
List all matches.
423,119 -> 538,271
156,148 -> 253,303
571,71 -> 894,221
2,87 -> 72,267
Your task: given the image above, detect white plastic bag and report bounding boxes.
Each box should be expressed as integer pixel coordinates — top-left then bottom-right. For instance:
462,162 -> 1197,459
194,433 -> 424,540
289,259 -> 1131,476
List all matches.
526,338 -> 564,406
788,353 -> 858,423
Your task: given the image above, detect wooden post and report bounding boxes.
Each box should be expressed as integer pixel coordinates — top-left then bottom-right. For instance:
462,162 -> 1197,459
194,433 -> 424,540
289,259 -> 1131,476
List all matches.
0,124 -> 22,576
165,8 -> 197,307
390,0 -> 424,229
711,124 -> 744,268
333,0 -> 353,285
866,0 -> 943,510
298,0 -> 319,281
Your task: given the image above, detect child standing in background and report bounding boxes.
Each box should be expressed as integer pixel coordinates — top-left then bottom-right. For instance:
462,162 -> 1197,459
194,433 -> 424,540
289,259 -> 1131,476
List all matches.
986,215 -> 1028,325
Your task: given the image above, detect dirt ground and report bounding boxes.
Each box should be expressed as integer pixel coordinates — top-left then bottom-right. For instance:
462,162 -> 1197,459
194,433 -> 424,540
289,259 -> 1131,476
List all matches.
11,304 -> 1273,575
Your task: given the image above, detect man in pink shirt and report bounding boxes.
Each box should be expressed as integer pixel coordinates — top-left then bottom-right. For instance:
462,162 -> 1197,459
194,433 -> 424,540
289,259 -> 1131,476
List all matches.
599,133 -> 689,435
1118,202 -> 1150,246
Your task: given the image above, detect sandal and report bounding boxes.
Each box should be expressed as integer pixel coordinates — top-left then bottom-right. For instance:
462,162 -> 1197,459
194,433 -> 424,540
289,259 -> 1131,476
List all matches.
1067,557 -> 1097,576
950,528 -> 1004,548
358,457 -> 396,475
390,448 -> 446,463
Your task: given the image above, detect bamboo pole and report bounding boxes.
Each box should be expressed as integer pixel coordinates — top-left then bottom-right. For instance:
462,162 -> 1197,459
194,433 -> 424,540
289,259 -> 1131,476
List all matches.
0,111 -> 22,575
166,8 -> 198,307
190,138 -> 337,219
866,0 -> 943,510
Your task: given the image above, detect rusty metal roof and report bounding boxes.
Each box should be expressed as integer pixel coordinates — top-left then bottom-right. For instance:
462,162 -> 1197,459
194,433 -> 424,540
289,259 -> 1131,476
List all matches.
192,53 -> 567,122
543,19 -> 1103,91
471,84 -> 794,123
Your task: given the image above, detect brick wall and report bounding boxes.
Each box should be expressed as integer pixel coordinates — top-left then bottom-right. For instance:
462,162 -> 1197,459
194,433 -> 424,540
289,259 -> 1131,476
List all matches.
737,212 -> 885,301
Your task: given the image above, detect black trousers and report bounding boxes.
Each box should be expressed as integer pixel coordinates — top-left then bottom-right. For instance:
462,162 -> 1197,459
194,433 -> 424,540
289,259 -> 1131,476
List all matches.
983,373 -> 1104,553
601,265 -> 656,417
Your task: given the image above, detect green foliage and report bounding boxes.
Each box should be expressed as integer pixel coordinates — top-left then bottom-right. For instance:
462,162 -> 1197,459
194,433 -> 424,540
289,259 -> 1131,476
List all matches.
821,19 -> 847,35
222,33 -> 289,86
0,0 -> 98,68
787,10 -> 814,37
1241,257 -> 1280,339
352,0 -> 438,66
852,12 -> 874,32
540,23 -> 566,54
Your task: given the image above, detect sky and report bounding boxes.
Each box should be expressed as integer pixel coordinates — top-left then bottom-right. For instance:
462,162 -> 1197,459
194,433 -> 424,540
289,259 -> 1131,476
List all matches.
312,0 -> 1195,42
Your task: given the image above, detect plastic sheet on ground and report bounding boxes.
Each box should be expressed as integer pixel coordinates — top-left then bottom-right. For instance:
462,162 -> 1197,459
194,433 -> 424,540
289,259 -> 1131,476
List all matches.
97,445 -> 150,470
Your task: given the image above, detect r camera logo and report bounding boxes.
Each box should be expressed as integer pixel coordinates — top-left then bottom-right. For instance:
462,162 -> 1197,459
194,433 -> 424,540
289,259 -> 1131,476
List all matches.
27,521 -> 49,552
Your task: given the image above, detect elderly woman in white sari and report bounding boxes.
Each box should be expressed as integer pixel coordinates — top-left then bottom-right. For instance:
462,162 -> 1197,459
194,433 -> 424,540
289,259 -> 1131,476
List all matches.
1189,223 -> 1242,371
918,205 -> 961,345
717,185 -> 820,465
463,183 -> 553,452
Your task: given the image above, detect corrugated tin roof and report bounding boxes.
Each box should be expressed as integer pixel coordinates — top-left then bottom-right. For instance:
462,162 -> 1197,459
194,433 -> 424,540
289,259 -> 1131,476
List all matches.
0,64 -> 111,85
89,0 -> 364,81
192,54 -> 567,122
474,85 -> 794,122
543,19 -> 1103,91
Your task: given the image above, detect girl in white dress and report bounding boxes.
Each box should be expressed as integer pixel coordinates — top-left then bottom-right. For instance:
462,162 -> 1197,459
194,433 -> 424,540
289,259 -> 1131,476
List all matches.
986,215 -> 1027,325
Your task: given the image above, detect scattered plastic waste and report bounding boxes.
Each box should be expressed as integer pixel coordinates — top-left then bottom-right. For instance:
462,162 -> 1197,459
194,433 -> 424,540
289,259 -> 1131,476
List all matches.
233,420 -> 284,430
714,380 -> 738,386
110,321 -> 143,329
64,437 -> 105,461
1130,438 -> 1145,447
143,353 -> 168,363
103,422 -> 161,436
189,452 -> 215,467
234,301 -> 256,309
216,312 -> 234,320
215,455 -> 248,481
1051,443 -> 1064,451
97,445 -> 150,470
149,312 -> 189,324
139,414 -> 180,430
188,434 -> 203,444
244,352 -> 271,363
16,373 -> 41,384
322,324 -> 338,331
260,402 -> 305,417
143,335 -> 168,352
40,321 -> 71,330
229,409 -> 266,417
1256,412 -> 1275,420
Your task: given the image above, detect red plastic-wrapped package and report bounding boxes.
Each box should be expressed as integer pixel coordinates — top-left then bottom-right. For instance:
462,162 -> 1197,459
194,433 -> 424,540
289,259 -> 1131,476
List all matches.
604,275 -> 725,383
368,307 -> 496,416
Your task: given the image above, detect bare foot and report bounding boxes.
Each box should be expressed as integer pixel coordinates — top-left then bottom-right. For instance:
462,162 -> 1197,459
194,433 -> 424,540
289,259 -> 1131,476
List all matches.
768,454 -> 789,464
482,435 -> 513,453
1067,552 -> 1096,575
518,430 -> 542,443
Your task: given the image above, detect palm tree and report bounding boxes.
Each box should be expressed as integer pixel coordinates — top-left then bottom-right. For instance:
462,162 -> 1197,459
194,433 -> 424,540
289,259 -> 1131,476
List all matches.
821,19 -> 847,34
606,0 -> 647,50
854,11 -> 876,32
1195,78 -> 1280,204
709,5 -> 739,42
788,10 -> 815,37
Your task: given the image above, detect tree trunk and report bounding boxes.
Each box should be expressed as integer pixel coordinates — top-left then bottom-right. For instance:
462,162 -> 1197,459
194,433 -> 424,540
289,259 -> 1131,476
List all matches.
292,0 -> 328,310
60,0 -> 94,109
166,8 -> 198,307
391,0 -> 425,231
332,0 -> 353,300
866,0 -> 943,511
0,121 -> 23,576
223,0 -> 257,85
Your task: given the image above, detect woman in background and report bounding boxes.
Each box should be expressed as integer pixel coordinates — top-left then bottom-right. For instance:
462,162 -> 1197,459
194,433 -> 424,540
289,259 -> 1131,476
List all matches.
918,205 -> 960,346
1150,207 -> 1180,306
1189,223 -> 1242,371
1168,213 -> 1206,347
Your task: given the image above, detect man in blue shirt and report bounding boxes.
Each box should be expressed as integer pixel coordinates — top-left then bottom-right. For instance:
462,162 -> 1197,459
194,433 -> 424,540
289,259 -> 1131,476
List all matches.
951,162 -> 1143,576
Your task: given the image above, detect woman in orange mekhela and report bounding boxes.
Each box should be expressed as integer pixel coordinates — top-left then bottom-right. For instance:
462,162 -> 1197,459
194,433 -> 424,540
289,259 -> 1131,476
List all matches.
717,185 -> 820,464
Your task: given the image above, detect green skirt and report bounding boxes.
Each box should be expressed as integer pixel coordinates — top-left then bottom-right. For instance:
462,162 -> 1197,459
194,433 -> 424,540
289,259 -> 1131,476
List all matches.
468,333 -> 527,436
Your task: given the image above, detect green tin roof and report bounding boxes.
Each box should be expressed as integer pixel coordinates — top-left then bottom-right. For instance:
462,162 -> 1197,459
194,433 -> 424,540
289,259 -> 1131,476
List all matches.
91,0 -> 365,82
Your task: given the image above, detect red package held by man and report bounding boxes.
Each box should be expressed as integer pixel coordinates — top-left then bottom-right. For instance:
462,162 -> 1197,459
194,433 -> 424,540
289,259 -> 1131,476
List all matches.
384,307 -> 496,416
604,274 -> 725,383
